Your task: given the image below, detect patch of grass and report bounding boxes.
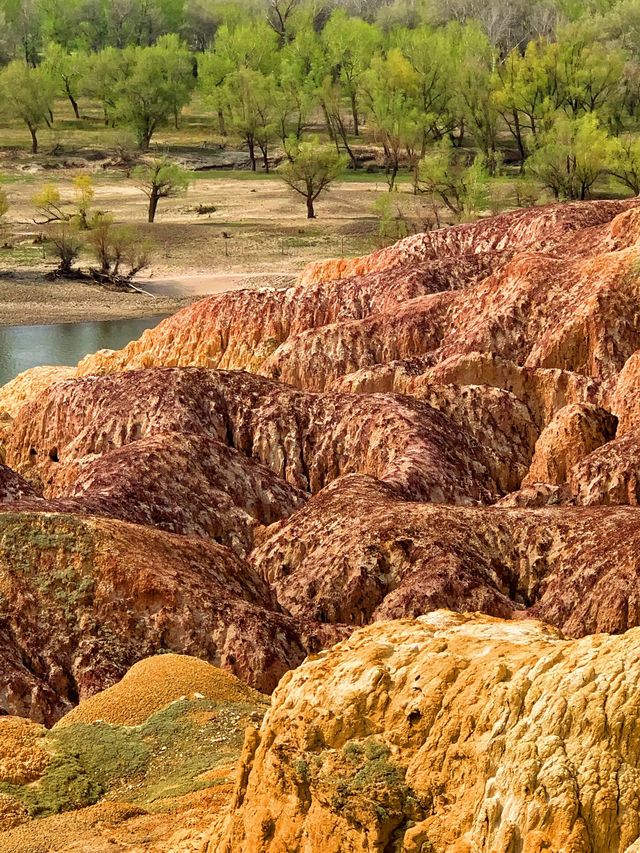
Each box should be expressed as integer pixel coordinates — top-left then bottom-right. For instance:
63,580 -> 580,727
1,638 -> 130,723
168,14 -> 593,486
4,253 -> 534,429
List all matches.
0,724 -> 149,817
0,244 -> 45,266
0,697 -> 266,821
0,515 -> 96,621
186,169 -> 280,182
322,737 -> 421,829
136,698 -> 259,803
185,168 -> 411,184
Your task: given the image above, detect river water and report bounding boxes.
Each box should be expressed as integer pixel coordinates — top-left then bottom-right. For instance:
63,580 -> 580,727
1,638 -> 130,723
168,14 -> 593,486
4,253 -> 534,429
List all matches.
0,314 -> 168,387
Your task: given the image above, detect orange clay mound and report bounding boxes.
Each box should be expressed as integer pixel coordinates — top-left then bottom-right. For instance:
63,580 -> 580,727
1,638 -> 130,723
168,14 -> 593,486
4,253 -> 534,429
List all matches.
56,654 -> 261,728
0,717 -> 48,785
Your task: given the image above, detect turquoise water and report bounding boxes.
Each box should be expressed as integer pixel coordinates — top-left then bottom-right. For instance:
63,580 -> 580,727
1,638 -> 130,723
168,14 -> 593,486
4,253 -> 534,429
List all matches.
0,314 -> 168,387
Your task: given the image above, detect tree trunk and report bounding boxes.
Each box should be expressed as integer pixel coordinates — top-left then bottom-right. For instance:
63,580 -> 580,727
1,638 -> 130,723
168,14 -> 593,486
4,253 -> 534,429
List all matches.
247,136 -> 256,171
217,109 -> 226,136
387,159 -> 398,191
262,146 -> 269,173
512,110 -> 525,169
321,101 -> 335,142
29,126 -> 38,155
67,86 -> 80,120
148,190 -> 159,223
336,117 -> 358,170
306,195 -> 315,218
350,91 -> 359,136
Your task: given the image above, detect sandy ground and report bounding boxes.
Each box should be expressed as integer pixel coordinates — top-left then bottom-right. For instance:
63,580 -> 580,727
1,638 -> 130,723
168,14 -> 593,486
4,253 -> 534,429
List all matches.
0,274 -> 194,326
141,271 -> 296,297
0,171 -> 400,324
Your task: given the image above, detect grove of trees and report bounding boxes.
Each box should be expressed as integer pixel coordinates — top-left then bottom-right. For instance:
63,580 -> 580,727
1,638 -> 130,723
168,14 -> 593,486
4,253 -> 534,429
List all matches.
3,0 -> 640,210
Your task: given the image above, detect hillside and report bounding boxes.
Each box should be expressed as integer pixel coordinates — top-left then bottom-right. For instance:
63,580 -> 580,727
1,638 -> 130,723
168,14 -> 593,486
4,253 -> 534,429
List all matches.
1,198 -> 640,848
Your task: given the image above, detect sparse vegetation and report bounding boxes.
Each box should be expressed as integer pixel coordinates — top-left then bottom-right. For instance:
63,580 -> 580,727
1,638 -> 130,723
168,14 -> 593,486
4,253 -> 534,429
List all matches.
47,222 -> 82,274
0,697 -> 264,819
85,214 -> 152,281
418,142 -> 490,222
0,0 -> 639,323
133,159 -> 190,222
278,142 -> 346,218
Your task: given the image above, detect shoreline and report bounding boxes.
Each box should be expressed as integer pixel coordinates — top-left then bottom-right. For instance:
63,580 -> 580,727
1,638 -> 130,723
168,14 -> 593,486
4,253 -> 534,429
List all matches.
0,271 -> 295,327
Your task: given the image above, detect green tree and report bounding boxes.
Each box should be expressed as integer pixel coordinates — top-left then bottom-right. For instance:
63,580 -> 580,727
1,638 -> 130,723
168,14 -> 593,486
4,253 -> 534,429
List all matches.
493,41 -> 558,163
73,175 -> 95,229
553,22 -> 626,120
87,213 -> 151,279
0,61 -> 55,154
1,0 -> 42,65
267,0 -> 301,46
222,68 -> 278,171
318,76 -> 359,171
81,47 -> 130,126
395,25 -> 458,153
526,114 -> 615,199
199,20 -> 278,136
452,23 -> 501,174
133,159 -> 189,222
418,141 -> 489,222
278,141 -> 346,218
215,19 -> 279,72
116,41 -> 194,150
154,34 -> 196,129
42,42 -> 87,119
362,48 -> 421,188
610,133 -> 640,194
275,23 -> 321,144
322,10 -> 380,136
33,184 -> 70,223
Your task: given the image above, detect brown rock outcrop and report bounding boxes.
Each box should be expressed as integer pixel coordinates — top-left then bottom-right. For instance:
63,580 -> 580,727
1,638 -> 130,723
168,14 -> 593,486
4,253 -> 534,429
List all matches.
0,464 -> 37,503
611,349 -> 640,431
557,349 -> 640,505
300,198 -> 636,283
0,510 -> 340,724
214,611 -> 640,853
43,432 -> 306,556
494,482 -> 572,507
263,238 -> 640,390
76,200 -> 640,388
522,402 -> 617,486
75,254 -> 501,379
253,474 -> 640,637
6,367 -> 504,504
0,366 -> 75,419
337,351 -> 603,429
568,433 -> 640,505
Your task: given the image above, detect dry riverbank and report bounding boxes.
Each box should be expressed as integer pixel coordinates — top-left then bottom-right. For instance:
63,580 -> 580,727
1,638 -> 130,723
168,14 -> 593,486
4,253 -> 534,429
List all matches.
0,274 -> 194,326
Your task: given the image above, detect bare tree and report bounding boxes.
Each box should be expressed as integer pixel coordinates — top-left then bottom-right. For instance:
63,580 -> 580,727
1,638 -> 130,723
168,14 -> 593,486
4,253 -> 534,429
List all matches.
267,0 -> 300,45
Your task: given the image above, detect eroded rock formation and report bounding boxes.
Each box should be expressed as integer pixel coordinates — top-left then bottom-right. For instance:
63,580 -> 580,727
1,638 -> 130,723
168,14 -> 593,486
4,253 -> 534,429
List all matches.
0,511 -> 340,723
5,367 -> 512,504
2,198 -> 640,846
252,473 -> 640,637
214,611 -> 640,853
77,200 -> 640,385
